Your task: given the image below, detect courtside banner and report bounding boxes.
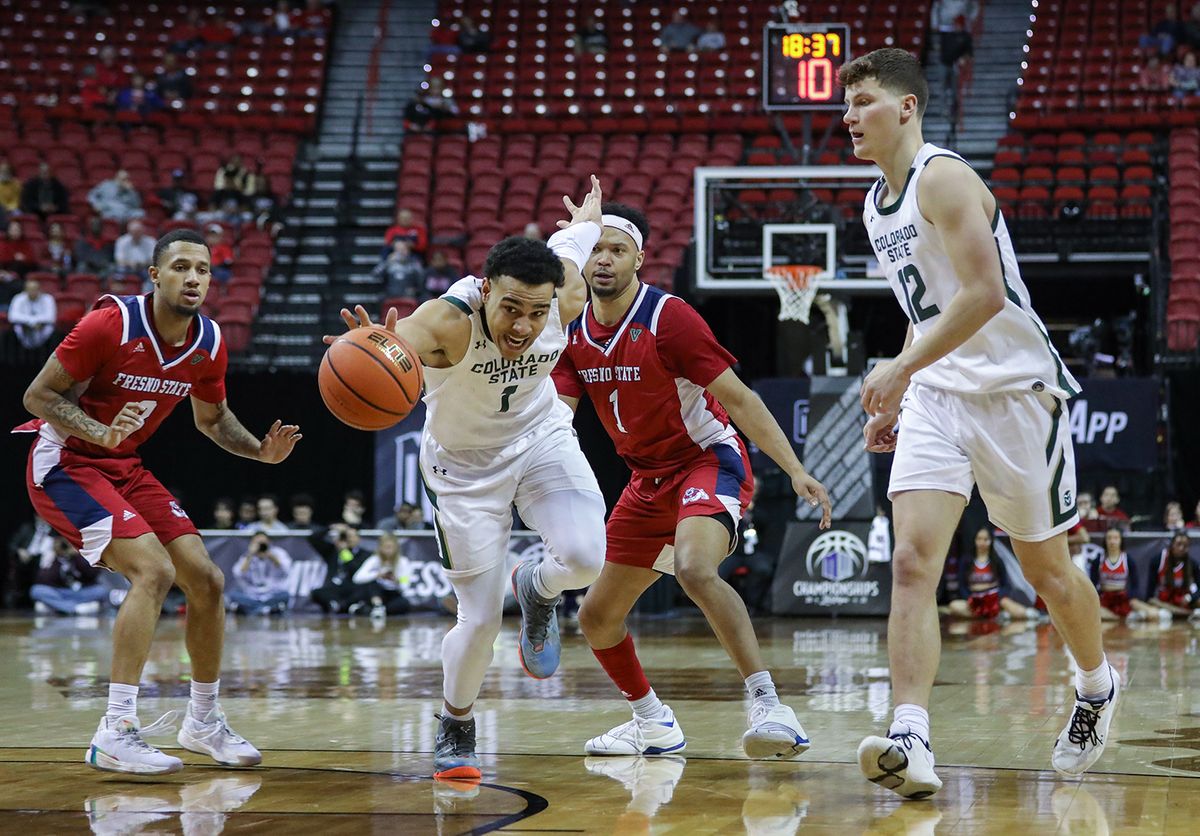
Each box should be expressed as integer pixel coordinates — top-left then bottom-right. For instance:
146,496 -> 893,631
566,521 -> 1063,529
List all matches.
771,521 -> 892,615
1070,378 -> 1159,470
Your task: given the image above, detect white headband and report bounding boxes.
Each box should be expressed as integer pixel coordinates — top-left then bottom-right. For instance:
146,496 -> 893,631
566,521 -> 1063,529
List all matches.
602,214 -> 644,251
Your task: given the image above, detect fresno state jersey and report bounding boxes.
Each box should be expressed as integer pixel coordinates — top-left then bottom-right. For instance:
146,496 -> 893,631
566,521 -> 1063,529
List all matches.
12,294 -> 227,460
553,283 -> 738,477
1098,553 -> 1129,592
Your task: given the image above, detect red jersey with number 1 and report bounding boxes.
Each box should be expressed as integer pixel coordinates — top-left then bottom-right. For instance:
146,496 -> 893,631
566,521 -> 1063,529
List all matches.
11,293 -> 227,462
552,283 -> 738,477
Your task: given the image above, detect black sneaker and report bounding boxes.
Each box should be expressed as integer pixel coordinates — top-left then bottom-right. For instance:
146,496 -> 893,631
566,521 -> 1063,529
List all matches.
433,713 -> 481,780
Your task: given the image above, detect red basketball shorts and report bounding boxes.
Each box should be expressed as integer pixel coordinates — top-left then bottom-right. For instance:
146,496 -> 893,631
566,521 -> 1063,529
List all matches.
605,438 -> 754,574
968,589 -> 1001,618
26,435 -> 199,566
1099,589 -> 1131,617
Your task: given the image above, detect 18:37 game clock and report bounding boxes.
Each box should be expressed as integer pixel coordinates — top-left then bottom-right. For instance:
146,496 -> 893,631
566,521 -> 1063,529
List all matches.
763,23 -> 851,111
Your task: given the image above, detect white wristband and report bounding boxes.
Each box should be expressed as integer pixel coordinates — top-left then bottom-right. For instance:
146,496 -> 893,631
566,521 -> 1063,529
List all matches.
547,221 -> 602,273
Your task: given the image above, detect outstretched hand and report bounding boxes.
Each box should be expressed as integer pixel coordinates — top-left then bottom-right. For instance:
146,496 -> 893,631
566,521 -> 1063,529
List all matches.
793,471 -> 833,530
322,304 -> 399,345
557,174 -> 603,230
258,419 -> 302,464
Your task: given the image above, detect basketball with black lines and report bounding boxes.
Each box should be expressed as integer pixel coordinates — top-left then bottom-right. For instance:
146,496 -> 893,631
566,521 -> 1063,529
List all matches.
318,326 -> 423,431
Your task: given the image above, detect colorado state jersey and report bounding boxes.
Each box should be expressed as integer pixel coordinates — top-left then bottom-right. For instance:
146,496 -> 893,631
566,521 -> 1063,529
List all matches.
553,283 -> 738,477
422,276 -> 572,452
12,294 -> 227,460
864,142 -> 1080,399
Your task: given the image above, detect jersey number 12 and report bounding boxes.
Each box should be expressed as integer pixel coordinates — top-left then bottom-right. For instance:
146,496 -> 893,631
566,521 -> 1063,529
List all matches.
898,264 -> 940,324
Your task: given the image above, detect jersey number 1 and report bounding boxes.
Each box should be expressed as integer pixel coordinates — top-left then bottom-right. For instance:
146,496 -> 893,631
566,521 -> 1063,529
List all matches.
898,264 -> 940,324
608,389 -> 628,434
499,385 -> 518,413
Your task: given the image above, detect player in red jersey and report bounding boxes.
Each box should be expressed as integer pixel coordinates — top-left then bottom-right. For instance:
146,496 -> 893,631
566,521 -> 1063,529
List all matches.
552,203 -> 832,759
15,229 -> 301,775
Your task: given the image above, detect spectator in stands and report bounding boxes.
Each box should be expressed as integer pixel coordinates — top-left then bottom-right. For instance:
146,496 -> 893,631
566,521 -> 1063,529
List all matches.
376,501 -> 424,531
43,223 -> 72,274
246,176 -> 282,236
8,277 -> 57,350
199,13 -> 239,48
384,207 -> 428,254
1097,485 -> 1132,529
157,170 -> 199,220
236,497 -> 259,529
1171,51 -> 1200,98
373,239 -> 424,299
227,532 -> 293,615
113,219 -> 155,278
404,77 -> 460,132
213,155 -> 249,207
660,10 -> 701,52
268,0 -> 294,35
206,223 -> 235,282
1166,500 -> 1187,529
342,490 -> 367,526
0,162 -> 20,215
457,16 -> 491,53
429,18 -> 461,55
348,532 -> 412,618
575,16 -> 608,55
172,8 -> 205,53
522,221 -> 543,240
211,498 -> 236,530
289,494 -> 316,529
422,250 -> 457,300
78,64 -> 111,109
1146,531 -> 1199,619
29,537 -> 109,615
20,163 -> 70,220
115,74 -> 165,115
0,220 -> 37,282
5,515 -> 55,609
695,21 -> 727,52
1138,53 -> 1173,90
73,215 -> 113,276
1141,4 -> 1185,54
309,524 -> 372,613
88,170 -> 143,222
254,494 -> 290,535
155,53 -> 194,103
94,45 -> 126,93
294,0 -> 332,37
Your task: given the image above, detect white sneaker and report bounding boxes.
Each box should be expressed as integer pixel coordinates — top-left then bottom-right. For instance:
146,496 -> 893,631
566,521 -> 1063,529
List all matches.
584,706 -> 686,756
86,714 -> 184,775
178,704 -> 262,766
1052,665 -> 1121,777
584,755 -> 685,818
742,702 -> 810,760
857,730 -> 942,799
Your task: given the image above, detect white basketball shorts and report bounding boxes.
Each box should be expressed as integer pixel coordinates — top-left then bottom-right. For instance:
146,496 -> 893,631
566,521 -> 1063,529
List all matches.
887,383 -> 1079,542
420,421 -> 602,577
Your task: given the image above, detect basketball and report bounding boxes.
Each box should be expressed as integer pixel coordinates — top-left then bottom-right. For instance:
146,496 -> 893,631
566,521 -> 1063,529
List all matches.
318,327 -> 423,431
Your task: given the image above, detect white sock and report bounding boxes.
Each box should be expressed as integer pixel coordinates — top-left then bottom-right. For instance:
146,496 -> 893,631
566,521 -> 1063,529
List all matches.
630,688 -> 667,721
106,682 -> 139,722
189,679 -> 219,721
745,671 -> 780,709
1076,658 -> 1112,701
445,706 -> 474,723
890,703 -> 931,742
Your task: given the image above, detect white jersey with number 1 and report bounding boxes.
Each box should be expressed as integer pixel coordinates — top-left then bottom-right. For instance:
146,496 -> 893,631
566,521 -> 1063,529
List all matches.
863,142 -> 1080,400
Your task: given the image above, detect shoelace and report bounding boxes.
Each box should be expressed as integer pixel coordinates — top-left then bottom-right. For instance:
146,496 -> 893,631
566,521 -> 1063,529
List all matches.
435,714 -> 476,757
522,581 -> 556,647
193,709 -> 248,745
606,717 -> 647,749
748,701 -> 776,727
114,711 -> 178,754
888,732 -> 930,753
1066,701 -> 1103,749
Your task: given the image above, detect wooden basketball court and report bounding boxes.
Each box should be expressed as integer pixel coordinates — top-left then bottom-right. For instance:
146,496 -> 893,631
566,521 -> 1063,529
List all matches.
1,612 -> 1197,833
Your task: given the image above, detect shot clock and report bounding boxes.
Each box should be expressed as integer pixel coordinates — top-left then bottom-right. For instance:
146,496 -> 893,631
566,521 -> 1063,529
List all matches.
763,22 -> 851,111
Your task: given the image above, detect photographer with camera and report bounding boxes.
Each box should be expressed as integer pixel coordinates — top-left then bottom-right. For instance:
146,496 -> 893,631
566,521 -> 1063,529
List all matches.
309,524 -> 372,614
227,532 -> 293,615
30,537 -> 111,615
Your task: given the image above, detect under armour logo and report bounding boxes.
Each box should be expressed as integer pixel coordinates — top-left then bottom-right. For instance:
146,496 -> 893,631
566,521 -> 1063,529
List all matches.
122,510 -> 137,521
475,340 -> 487,350
431,466 -> 448,476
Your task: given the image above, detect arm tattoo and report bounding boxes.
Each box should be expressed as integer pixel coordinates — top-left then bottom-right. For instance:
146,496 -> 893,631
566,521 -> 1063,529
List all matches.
46,395 -> 111,445
207,402 -> 262,459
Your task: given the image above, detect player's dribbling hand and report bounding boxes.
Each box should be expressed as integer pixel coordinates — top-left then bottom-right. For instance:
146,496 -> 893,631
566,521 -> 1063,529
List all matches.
322,304 -> 400,344
258,419 -> 302,464
557,174 -> 603,229
102,402 -> 148,448
863,411 -> 899,453
860,358 -> 910,417
793,471 -> 833,530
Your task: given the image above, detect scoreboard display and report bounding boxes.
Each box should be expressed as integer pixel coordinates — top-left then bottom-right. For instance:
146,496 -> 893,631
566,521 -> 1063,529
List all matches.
763,23 -> 851,111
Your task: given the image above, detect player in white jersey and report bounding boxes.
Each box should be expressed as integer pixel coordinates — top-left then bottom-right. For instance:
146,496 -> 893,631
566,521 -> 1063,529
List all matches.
841,49 -> 1118,798
328,178 -> 609,781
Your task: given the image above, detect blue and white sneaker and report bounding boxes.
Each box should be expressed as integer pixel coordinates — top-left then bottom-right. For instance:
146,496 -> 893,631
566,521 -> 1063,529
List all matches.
511,560 -> 561,679
585,705 -> 687,756
742,703 -> 810,760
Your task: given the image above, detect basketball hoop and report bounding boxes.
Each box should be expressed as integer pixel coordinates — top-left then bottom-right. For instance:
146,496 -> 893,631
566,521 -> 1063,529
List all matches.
764,264 -> 823,323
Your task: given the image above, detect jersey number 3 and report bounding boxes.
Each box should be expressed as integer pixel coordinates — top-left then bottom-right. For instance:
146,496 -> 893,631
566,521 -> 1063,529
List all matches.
898,264 -> 940,324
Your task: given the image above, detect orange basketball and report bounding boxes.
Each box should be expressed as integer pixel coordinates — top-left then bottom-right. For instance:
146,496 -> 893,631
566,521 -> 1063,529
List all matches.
318,326 -> 423,431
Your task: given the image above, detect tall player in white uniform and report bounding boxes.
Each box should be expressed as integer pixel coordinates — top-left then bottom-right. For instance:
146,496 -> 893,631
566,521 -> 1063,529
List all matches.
841,50 -> 1119,798
329,179 -> 609,781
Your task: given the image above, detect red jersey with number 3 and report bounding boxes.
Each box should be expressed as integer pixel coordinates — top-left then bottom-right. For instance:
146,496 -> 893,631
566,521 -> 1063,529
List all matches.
552,283 -> 738,477
11,294 -> 227,460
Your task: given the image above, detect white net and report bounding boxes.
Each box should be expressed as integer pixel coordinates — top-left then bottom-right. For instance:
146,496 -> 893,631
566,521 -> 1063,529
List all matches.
764,265 -> 823,323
